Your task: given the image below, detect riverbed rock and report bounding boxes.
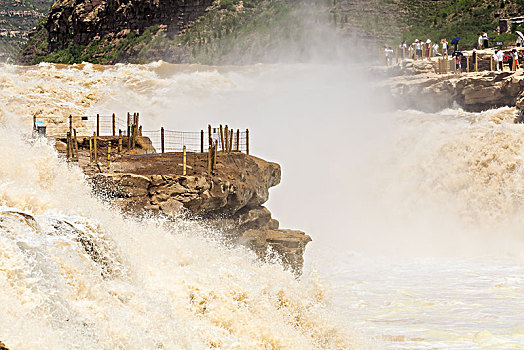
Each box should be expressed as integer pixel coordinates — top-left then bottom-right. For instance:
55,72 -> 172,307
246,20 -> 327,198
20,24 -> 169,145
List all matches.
241,229 -> 312,275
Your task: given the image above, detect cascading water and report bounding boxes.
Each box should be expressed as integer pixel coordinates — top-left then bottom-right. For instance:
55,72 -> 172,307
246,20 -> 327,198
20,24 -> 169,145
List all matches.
0,63 -> 359,349
1,61 -> 524,349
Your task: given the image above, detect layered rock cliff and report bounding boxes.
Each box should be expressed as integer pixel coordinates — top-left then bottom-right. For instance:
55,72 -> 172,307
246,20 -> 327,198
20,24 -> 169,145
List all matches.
377,55 -> 524,114
70,143 -> 312,274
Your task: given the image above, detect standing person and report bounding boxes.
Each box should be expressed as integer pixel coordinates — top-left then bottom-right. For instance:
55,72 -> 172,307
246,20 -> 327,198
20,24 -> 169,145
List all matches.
408,44 -> 414,59
453,51 -> 463,73
483,31 -> 489,49
451,37 -> 460,52
415,39 -> 422,59
399,40 -> 406,59
513,49 -> 519,70
441,39 -> 448,58
433,42 -> 439,57
497,49 -> 504,71
506,51 -> 513,71
425,39 -> 431,58
493,50 -> 500,71
385,46 -> 394,65
477,34 -> 483,50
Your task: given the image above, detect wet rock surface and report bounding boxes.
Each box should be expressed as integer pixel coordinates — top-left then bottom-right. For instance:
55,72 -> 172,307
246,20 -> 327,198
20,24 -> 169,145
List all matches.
91,152 -> 311,273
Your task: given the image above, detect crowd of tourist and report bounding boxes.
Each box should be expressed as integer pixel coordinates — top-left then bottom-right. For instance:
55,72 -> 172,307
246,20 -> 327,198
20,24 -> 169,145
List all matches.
384,31 -> 523,73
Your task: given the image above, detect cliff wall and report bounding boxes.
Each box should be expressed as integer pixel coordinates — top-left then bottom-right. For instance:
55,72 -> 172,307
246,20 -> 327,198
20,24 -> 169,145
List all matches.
378,56 -> 524,114
73,144 -> 312,274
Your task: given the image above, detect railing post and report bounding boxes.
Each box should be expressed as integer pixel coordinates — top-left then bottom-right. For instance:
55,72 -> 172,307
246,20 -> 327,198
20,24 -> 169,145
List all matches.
96,114 -> 100,137
33,115 -> 36,130
236,129 -> 239,152
200,129 -> 204,153
225,125 -> 229,152
220,124 -> 224,151
89,137 -> 93,163
161,127 -> 165,153
213,140 -> 218,169
183,145 -> 187,176
246,128 -> 249,155
208,124 -> 212,147
208,145 -> 212,174
93,131 -> 98,164
118,129 -> 123,154
66,131 -> 71,160
69,114 -> 72,135
467,56 -> 470,73
127,112 -> 131,137
107,141 -> 111,173
229,129 -> 233,153
112,113 -> 116,136
139,125 -> 142,136
73,129 -> 79,161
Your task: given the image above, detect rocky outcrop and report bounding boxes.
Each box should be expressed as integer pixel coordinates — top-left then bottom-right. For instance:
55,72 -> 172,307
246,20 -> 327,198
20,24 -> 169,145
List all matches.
91,152 -> 311,273
46,0 -> 212,51
0,341 -> 9,350
379,58 -> 524,113
241,229 -> 312,273
17,0 -> 215,64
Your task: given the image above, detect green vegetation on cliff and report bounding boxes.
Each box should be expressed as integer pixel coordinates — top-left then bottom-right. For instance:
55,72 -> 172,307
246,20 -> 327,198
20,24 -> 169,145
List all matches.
17,0 -> 524,65
0,0 -> 53,61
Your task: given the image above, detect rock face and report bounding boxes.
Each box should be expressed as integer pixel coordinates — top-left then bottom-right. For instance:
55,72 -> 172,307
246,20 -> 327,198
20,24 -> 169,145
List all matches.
379,58 -> 524,113
0,341 -> 8,350
92,152 -> 311,273
45,0 -> 213,51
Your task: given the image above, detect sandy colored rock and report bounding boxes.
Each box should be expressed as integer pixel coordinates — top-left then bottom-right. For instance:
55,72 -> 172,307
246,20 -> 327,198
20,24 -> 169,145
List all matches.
241,229 -> 312,274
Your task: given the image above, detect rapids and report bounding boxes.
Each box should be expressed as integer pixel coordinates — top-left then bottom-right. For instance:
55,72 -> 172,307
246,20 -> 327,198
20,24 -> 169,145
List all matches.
1,61 -> 524,349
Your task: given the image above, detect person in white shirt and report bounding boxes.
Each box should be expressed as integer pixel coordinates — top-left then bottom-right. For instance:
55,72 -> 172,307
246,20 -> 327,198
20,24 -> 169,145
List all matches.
432,43 -> 439,57
496,49 -> 504,70
477,34 -> 483,50
493,51 -> 500,71
441,39 -> 448,58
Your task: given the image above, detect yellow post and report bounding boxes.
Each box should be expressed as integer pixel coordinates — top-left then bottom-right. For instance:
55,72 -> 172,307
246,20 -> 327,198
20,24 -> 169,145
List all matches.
73,129 -> 79,161
490,55 -> 493,71
89,137 -> 93,163
475,54 -> 478,72
107,141 -> 111,173
219,124 -> 224,151
213,140 -> 218,169
118,129 -> 123,154
183,145 -> 187,176
208,146 -> 212,174
93,132 -> 98,164
224,125 -> 229,152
